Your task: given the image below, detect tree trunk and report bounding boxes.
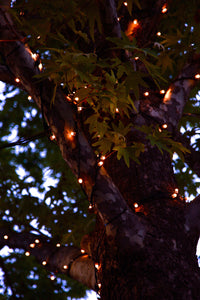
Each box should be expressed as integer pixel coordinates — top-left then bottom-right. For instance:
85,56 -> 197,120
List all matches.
1,3 -> 200,300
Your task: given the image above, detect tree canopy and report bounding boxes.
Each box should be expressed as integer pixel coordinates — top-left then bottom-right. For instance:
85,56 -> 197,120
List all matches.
1,0 -> 200,299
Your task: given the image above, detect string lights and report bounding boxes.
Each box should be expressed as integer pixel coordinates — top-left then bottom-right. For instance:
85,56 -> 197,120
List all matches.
25,251 -> 30,256
15,77 -> 20,83
42,261 -> 47,266
160,89 -> 165,94
195,74 -> 200,79
38,63 -> 43,71
161,4 -> 168,13
78,178 -> 83,184
162,124 -> 168,129
56,243 -> 61,247
50,134 -> 56,141
3,235 -> 8,240
63,265 -> 68,270
35,239 -> 40,244
144,91 -> 149,97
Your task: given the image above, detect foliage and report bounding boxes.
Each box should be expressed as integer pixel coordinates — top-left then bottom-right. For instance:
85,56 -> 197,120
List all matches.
0,0 -> 200,298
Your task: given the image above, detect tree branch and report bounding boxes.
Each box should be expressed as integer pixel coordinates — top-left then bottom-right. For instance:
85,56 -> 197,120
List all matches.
0,8 -> 145,253
147,59 -> 200,129
0,227 -> 96,290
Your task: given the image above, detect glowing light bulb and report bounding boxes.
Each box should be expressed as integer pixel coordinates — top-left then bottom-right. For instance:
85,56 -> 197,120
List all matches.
15,77 -> 20,83
115,108 -> 119,113
81,249 -> 85,254
195,74 -> 200,79
78,178 -> 83,184
4,235 -> 8,240
160,89 -> 165,94
88,203 -> 93,210
95,263 -> 100,270
78,107 -> 83,112
101,156 -> 106,160
162,4 -> 168,13
56,243 -> 61,247
133,19 -> 138,25
42,261 -> 47,265
63,265 -> 68,269
50,134 -> 56,141
134,203 -> 139,208
38,63 -> 43,71
50,275 -> 55,281
30,243 -> 35,248
25,251 -> 30,256
144,91 -> 149,96
175,188 -> 179,194
172,193 -> 177,198
74,97 -> 79,102
134,56 -> 139,60
123,1 -> 128,6
31,53 -> 38,61
98,161 -> 104,167
98,283 -> 102,289
67,131 -> 76,139
37,35 -> 41,40
162,124 -> 168,129
28,95 -> 32,101
157,32 -> 161,36
35,239 -> 40,244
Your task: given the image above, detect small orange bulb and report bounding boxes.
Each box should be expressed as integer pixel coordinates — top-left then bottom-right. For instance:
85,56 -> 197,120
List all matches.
162,4 -> 168,13
172,193 -> 177,199
35,239 -> 40,244
4,235 -> 8,240
160,89 -> 165,94
123,1 -> 128,6
15,77 -> 20,83
162,124 -> 168,129
78,178 -> 83,184
63,265 -> 68,270
38,63 -> 43,71
133,19 -> 138,25
25,251 -> 30,256
42,261 -> 47,266
50,134 -> 56,141
195,74 -> 200,79
98,161 -> 104,167
29,243 -> 35,248
144,91 -> 149,97
134,203 -> 139,208
157,32 -> 161,36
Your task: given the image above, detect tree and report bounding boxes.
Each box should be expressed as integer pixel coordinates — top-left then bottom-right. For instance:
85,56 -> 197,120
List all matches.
0,0 -> 200,298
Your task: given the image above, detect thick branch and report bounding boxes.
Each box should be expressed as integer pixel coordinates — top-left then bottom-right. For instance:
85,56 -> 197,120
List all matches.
147,60 -> 200,129
0,8 -> 145,252
0,227 -> 96,290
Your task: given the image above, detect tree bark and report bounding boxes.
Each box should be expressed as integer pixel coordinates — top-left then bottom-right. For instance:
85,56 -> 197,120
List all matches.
0,3 -> 200,300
